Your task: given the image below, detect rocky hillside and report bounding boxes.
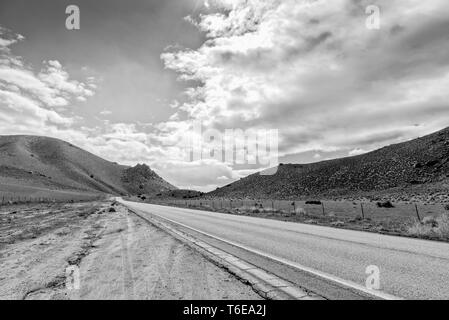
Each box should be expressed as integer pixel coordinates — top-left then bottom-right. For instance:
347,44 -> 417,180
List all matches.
122,164 -> 175,194
0,135 -> 175,196
208,126 -> 449,201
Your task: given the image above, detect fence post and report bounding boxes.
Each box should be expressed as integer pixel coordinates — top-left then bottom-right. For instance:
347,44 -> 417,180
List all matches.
322,202 -> 325,216
360,203 -> 365,219
230,200 -> 232,210
415,204 -> 422,223
292,201 -> 296,213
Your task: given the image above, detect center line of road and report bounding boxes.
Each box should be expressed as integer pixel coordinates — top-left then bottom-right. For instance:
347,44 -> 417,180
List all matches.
124,201 -> 403,300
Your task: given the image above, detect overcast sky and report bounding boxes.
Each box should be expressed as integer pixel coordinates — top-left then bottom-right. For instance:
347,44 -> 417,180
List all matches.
1,0 -> 449,191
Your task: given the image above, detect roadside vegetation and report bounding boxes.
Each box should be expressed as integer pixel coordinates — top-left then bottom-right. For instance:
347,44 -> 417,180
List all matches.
407,213 -> 449,240
129,195 -> 449,242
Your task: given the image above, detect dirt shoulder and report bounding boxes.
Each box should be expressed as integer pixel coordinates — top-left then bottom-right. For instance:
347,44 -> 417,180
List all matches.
0,201 -> 261,300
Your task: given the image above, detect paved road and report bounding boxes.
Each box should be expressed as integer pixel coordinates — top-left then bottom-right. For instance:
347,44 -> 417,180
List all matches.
119,200 -> 449,300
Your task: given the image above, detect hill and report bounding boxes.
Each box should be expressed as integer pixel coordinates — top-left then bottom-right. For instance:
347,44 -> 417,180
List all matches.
208,126 -> 449,202
0,135 -> 175,198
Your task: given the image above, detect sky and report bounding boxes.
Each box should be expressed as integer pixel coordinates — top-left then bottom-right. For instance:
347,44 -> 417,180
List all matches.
1,0 -> 449,192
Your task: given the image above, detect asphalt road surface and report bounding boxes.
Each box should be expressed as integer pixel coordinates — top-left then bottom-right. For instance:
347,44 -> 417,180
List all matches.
119,200 -> 449,300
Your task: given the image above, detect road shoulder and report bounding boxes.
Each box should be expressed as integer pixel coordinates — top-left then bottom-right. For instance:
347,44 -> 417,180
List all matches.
0,201 -> 261,300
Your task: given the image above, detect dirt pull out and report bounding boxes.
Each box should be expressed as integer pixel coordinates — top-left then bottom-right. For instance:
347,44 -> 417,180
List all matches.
0,202 -> 261,300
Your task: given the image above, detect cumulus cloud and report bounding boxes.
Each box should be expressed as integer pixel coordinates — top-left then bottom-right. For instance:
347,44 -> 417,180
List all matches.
3,1 -> 449,192
157,0 -> 449,189
38,60 -> 95,103
0,27 -> 97,150
0,27 -> 171,185
0,29 -> 97,138
99,109 -> 112,115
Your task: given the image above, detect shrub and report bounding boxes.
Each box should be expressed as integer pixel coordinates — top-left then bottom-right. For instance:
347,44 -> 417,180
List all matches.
436,213 -> 449,238
408,213 -> 449,239
261,208 -> 281,214
422,216 -> 438,228
294,207 -> 306,215
376,200 -> 394,208
331,221 -> 345,227
238,206 -> 262,213
407,222 -> 434,238
234,206 -> 283,215
444,204 -> 449,211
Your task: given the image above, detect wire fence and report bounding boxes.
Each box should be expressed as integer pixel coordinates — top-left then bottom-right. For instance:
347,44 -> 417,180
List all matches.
0,194 -> 105,206
150,198 -> 448,224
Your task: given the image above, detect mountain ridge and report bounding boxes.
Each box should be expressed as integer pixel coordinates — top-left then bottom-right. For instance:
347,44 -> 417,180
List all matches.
208,126 -> 449,202
0,135 -> 176,196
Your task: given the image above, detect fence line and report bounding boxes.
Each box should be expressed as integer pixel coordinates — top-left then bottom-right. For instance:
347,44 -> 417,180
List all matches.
149,198 -> 447,223
0,194 -> 104,206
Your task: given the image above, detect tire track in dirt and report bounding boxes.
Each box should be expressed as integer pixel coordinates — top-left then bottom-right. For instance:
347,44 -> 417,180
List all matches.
2,202 -> 261,300
145,224 -> 183,299
119,213 -> 135,299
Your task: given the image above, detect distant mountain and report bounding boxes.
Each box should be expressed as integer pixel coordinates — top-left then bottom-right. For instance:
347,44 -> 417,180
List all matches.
0,135 -> 175,196
208,126 -> 449,202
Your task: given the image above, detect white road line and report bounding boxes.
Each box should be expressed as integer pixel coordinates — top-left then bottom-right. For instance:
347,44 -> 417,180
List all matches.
124,201 -> 403,300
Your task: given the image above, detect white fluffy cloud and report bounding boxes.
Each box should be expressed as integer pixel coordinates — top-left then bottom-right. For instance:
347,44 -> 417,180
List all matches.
2,1 -> 449,192
156,0 -> 449,189
0,27 -> 97,136
1,31 -> 70,132
162,0 -> 449,144
0,30 -> 168,180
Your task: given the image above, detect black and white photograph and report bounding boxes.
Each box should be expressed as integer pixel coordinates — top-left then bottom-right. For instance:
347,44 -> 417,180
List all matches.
0,0 -> 449,309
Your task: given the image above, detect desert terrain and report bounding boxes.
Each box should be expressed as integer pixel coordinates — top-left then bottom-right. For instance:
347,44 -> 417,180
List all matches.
0,135 -> 175,201
0,200 -> 261,300
1,127 -> 449,301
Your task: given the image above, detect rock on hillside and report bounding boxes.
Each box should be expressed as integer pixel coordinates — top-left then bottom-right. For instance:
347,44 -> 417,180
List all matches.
121,164 -> 175,194
208,126 -> 449,202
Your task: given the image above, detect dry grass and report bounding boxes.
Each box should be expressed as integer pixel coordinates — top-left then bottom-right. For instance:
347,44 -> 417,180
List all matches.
235,206 -> 284,214
146,198 -> 448,241
436,213 -> 449,238
408,213 -> 449,239
294,207 -> 306,215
